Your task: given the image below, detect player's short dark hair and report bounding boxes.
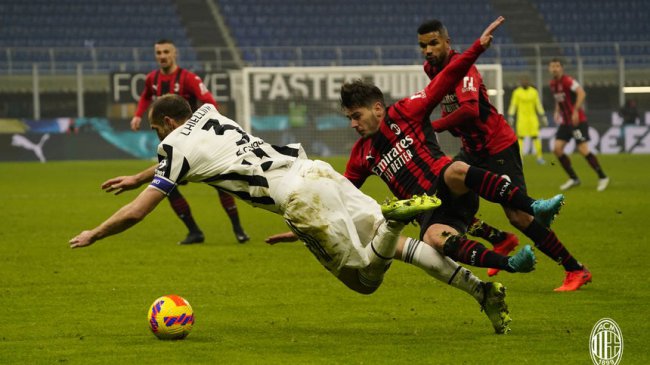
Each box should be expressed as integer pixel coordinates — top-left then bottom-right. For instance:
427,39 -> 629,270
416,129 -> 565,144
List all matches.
149,94 -> 192,126
417,19 -> 448,37
549,58 -> 563,65
340,80 -> 385,110
155,39 -> 175,46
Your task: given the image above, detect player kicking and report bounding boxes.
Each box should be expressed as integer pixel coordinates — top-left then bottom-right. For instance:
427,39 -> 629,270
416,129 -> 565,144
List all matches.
267,17 -> 552,334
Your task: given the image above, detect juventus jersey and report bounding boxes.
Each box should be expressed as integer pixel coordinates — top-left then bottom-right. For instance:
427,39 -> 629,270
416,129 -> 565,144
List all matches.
149,104 -> 306,211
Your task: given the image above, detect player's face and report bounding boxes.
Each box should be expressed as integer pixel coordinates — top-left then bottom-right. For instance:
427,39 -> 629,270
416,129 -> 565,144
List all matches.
150,123 -> 169,141
344,103 -> 382,138
549,61 -> 563,79
418,31 -> 450,68
150,118 -> 177,140
155,43 -> 177,72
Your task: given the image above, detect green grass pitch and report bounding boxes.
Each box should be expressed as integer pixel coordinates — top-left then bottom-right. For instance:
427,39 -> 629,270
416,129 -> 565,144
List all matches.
1,154 -> 648,364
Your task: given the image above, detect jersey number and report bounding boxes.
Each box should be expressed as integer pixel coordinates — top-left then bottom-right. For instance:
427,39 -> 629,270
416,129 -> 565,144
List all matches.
462,76 -> 476,92
202,118 -> 250,146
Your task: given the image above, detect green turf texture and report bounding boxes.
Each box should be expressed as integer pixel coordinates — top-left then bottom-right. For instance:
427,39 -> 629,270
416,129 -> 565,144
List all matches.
1,154 -> 648,364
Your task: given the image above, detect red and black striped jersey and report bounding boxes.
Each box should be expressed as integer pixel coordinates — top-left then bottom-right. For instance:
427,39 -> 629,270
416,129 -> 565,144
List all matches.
549,74 -> 586,125
135,67 -> 217,117
424,50 -> 516,157
345,39 -> 487,199
345,104 -> 451,199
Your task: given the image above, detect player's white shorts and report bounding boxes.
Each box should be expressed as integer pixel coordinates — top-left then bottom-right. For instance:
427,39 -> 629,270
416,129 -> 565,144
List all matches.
271,159 -> 385,275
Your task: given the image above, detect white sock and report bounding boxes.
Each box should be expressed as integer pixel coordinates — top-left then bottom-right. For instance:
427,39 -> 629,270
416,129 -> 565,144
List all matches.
359,221 -> 404,287
401,237 -> 484,302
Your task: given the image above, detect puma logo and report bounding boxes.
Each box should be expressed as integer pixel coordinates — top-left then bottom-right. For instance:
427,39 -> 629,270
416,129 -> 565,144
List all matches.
11,134 -> 50,163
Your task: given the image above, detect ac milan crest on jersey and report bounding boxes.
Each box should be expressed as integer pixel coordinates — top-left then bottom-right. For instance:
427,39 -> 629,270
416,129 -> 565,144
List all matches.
365,149 -> 375,162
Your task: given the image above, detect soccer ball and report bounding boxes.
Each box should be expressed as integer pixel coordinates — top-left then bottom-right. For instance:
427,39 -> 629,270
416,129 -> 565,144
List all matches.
148,295 -> 194,340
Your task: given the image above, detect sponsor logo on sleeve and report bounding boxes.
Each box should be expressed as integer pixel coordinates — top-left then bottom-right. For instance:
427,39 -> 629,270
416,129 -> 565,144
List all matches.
155,159 -> 168,176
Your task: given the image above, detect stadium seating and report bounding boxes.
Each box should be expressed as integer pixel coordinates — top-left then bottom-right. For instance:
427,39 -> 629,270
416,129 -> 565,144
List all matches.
1,0 -> 648,71
0,0 -> 197,72
217,0 -> 516,66
532,0 -> 650,63
217,0 -> 648,68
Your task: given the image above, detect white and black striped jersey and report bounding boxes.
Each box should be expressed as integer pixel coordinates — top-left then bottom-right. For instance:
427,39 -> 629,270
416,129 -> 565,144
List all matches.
148,104 -> 306,211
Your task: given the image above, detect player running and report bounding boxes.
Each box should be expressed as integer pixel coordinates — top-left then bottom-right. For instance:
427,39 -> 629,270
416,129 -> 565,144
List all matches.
549,58 -> 609,192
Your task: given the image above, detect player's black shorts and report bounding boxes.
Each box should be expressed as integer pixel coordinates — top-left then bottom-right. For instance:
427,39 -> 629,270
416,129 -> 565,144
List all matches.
556,122 -> 590,143
454,141 -> 527,194
417,164 -> 479,239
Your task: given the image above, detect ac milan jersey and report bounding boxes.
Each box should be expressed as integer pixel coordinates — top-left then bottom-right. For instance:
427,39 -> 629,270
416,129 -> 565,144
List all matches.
345,106 -> 451,199
149,104 -> 306,212
424,51 -> 516,157
549,74 -> 586,125
345,39 -> 487,199
135,68 -> 217,117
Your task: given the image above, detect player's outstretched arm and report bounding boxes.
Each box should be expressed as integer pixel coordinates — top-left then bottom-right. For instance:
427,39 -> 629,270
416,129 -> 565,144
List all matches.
101,164 -> 158,195
69,188 -> 166,248
265,231 -> 299,244
421,16 -> 505,110
479,16 -> 505,49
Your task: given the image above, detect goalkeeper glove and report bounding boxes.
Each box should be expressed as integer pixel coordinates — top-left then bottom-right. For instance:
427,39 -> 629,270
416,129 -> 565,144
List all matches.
540,114 -> 548,127
507,114 -> 515,126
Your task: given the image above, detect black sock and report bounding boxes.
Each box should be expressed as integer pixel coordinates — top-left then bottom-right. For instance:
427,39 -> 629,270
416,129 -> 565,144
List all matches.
465,166 -> 535,214
558,154 -> 579,180
585,153 -> 607,179
523,220 -> 581,271
443,235 -> 512,271
168,188 -> 201,233
215,188 -> 244,233
468,217 -> 507,244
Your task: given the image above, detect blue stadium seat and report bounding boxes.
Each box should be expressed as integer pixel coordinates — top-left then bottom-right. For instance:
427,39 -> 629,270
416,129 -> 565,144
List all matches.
218,0 -> 515,65
0,0 -> 194,67
533,0 -> 649,47
3,0 -> 646,70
